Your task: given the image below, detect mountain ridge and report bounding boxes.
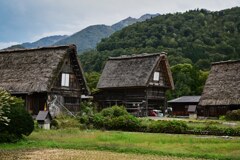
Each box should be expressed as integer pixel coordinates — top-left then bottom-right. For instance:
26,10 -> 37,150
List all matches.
5,14 -> 159,52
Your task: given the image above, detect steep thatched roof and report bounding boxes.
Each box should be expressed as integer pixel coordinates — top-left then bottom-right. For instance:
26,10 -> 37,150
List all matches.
0,45 -> 89,94
199,60 -> 240,106
97,53 -> 174,89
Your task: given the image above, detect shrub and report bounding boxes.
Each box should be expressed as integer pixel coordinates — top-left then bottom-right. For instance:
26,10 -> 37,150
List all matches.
0,89 -> 34,142
92,106 -> 140,131
51,114 -> 81,129
147,120 -> 188,134
50,119 -> 60,129
226,109 -> 240,121
219,115 -> 226,120
77,101 -> 96,128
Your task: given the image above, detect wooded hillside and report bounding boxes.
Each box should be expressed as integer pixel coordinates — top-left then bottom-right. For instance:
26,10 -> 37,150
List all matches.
80,7 -> 240,98
81,7 -> 240,72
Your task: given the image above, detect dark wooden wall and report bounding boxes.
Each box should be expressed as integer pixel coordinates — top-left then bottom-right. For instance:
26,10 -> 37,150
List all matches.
94,87 -> 166,116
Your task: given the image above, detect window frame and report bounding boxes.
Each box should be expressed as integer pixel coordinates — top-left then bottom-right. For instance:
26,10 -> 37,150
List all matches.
61,73 -> 70,87
153,71 -> 160,81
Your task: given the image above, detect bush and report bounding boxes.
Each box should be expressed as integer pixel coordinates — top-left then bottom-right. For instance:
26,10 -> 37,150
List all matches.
0,89 -> 34,142
219,115 -> 226,120
92,106 -> 141,131
226,110 -> 240,121
51,114 -> 81,129
77,101 -> 97,128
147,120 -> 188,134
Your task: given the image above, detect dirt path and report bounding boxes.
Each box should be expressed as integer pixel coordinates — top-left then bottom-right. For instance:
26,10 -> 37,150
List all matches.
0,149 -> 204,160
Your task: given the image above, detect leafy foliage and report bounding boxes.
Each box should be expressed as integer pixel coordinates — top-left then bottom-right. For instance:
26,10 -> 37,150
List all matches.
140,119 -> 188,134
0,89 -> 34,142
85,72 -> 101,93
92,106 -> 141,131
50,114 -> 81,129
80,7 -> 240,73
96,8 -> 240,66
166,63 -> 209,99
77,101 -> 97,129
226,110 -> 240,121
0,89 -> 11,126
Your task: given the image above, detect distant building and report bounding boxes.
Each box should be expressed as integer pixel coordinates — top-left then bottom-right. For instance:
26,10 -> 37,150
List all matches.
168,96 -> 202,116
0,45 -> 89,116
94,53 -> 174,116
199,60 -> 240,117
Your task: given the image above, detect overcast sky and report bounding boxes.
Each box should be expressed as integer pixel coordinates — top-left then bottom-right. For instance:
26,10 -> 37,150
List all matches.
0,0 -> 239,49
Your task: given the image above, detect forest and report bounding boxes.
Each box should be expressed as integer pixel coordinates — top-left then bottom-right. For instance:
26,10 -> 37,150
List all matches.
80,7 -> 240,99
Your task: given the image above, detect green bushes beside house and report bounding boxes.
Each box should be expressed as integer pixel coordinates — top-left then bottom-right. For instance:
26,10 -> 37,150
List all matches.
75,105 -> 240,136
226,109 -> 240,121
0,89 -> 34,142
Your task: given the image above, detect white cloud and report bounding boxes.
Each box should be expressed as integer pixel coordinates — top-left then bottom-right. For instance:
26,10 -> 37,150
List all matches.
0,42 -> 20,49
0,0 -> 239,43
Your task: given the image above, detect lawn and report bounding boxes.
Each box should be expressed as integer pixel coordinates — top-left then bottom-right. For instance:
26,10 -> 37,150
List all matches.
0,129 -> 240,160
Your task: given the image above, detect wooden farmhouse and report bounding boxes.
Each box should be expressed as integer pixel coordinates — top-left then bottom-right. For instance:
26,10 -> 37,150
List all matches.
94,53 -> 174,116
168,96 -> 202,117
199,60 -> 240,117
0,45 -> 89,116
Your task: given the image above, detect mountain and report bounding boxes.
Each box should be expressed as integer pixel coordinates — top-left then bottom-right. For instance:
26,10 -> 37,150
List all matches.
6,14 -> 158,53
137,13 -> 160,22
80,7 -> 240,72
54,25 -> 115,53
2,44 -> 25,51
54,14 -> 159,53
21,35 -> 68,48
111,17 -> 137,30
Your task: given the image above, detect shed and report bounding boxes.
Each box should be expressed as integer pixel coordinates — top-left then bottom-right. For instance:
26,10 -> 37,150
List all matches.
168,96 -> 202,116
199,60 -> 240,117
95,53 -> 174,116
36,111 -> 52,129
188,105 -> 197,119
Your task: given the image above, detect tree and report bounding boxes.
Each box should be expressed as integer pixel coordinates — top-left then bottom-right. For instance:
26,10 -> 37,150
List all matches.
85,72 -> 101,93
0,89 -> 11,126
166,63 -> 208,100
0,88 -> 34,142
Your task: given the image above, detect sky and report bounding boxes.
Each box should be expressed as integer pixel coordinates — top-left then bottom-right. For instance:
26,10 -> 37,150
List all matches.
0,0 -> 239,49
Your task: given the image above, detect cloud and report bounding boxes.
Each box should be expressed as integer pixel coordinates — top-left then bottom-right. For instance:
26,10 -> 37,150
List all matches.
0,0 -> 239,43
0,42 -> 20,49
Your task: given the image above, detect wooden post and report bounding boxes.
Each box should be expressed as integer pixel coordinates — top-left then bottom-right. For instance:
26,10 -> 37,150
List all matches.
145,88 -> 148,117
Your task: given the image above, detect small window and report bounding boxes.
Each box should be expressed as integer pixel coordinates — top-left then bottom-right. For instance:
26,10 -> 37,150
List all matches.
153,72 -> 160,81
61,73 -> 69,87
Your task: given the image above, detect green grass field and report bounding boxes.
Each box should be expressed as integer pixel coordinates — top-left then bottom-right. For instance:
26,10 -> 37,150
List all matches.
1,129 -> 240,160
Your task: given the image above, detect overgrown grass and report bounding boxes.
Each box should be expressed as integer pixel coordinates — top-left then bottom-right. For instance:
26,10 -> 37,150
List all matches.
1,129 -> 240,160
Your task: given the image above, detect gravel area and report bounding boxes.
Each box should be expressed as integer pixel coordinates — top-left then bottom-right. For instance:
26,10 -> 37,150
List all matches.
0,149 -> 205,160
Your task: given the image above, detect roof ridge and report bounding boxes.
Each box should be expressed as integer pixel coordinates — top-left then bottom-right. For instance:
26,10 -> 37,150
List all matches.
109,52 -> 166,60
212,59 -> 240,65
0,44 -> 76,54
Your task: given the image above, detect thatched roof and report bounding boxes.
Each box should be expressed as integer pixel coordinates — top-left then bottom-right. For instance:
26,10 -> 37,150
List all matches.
97,53 -> 174,89
199,60 -> 240,106
0,45 -> 89,94
168,96 -> 201,104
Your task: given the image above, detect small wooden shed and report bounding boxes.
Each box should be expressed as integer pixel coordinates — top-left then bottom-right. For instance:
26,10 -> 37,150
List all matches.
36,111 -> 52,129
168,96 -> 201,116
